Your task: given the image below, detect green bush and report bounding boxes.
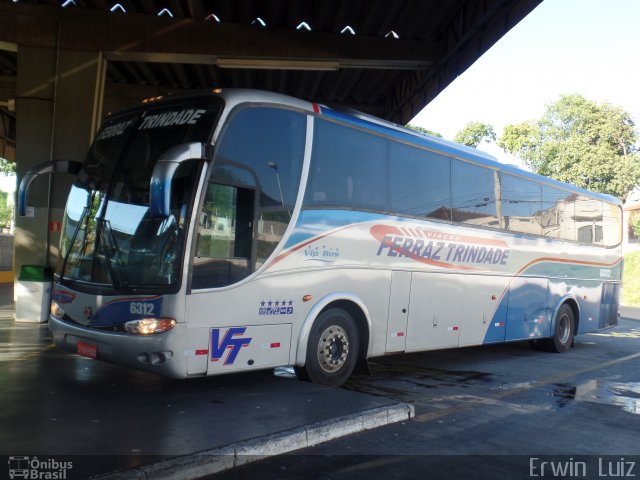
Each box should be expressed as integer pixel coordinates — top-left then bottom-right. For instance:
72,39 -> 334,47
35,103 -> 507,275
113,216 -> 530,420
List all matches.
621,251 -> 640,306
0,191 -> 12,229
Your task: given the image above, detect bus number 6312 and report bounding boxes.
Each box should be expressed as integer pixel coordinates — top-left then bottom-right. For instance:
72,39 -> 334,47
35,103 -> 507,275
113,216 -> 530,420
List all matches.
130,302 -> 155,315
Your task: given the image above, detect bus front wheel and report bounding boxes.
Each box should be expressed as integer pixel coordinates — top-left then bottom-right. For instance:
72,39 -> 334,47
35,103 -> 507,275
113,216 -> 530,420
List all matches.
544,304 -> 575,353
297,308 -> 359,387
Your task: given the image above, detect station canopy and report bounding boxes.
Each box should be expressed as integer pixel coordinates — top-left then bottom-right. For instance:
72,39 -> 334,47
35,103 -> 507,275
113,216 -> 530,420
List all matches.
0,0 -> 542,155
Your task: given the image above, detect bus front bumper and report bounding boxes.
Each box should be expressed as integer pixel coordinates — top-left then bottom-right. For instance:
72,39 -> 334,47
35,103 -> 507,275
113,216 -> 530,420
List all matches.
48,315 -> 188,379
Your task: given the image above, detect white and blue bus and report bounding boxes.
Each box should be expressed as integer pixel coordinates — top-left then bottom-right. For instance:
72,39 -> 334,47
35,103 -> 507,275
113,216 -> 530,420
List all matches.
22,89 -> 622,386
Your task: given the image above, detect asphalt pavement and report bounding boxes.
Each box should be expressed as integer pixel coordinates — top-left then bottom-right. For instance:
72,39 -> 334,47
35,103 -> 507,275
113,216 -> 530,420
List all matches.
0,283 -> 413,479
209,312 -> 640,480
3,280 -> 639,480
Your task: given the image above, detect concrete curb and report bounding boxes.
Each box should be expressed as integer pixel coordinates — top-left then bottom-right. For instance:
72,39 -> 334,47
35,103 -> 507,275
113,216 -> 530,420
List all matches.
94,402 -> 415,480
619,307 -> 640,322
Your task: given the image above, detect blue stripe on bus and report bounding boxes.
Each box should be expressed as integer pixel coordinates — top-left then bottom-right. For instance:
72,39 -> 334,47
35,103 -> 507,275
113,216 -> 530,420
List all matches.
89,296 -> 163,327
285,209 -> 386,248
483,294 -> 509,344
522,260 -> 622,281
483,258 -> 622,344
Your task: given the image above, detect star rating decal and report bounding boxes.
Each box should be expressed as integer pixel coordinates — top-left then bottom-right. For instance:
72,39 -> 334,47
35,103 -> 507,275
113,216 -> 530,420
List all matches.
258,299 -> 295,316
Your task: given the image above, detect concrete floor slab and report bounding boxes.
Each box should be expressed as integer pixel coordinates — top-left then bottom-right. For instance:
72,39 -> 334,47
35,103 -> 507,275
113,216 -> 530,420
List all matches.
0,284 -> 413,479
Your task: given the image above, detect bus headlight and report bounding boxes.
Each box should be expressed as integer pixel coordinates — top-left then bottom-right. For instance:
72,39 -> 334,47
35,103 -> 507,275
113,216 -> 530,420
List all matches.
124,318 -> 176,335
51,301 -> 65,320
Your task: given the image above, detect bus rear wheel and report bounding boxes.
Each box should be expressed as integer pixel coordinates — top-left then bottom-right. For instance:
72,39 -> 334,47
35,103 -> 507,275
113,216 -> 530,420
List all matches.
543,304 -> 575,353
298,308 -> 359,387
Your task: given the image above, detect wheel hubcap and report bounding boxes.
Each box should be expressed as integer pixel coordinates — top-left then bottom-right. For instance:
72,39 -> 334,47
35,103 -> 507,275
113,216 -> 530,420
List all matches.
317,325 -> 349,373
558,313 -> 571,344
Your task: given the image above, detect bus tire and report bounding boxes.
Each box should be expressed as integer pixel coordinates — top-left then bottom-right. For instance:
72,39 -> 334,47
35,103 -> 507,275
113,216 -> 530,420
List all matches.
299,308 -> 359,387
544,304 -> 575,353
293,365 -> 310,382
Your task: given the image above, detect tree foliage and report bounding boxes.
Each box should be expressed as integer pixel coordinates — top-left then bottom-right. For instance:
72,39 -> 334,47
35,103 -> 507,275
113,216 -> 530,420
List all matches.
630,210 -> 640,239
0,157 -> 15,176
454,121 -> 496,148
498,94 -> 640,199
406,124 -> 443,138
0,191 -> 12,229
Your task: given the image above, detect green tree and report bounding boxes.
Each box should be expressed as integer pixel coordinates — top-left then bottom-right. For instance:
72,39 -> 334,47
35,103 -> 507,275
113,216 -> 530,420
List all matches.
0,191 -> 12,230
0,157 -> 15,176
498,94 -> 640,199
406,124 -> 443,138
454,121 -> 496,147
632,210 -> 640,238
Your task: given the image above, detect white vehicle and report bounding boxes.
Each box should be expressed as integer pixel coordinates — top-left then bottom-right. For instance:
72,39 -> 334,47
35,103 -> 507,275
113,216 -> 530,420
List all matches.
22,89 -> 622,387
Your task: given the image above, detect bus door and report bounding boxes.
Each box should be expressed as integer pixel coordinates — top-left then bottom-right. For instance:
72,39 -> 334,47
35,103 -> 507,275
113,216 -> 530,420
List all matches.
385,271 -> 411,353
192,182 -> 256,289
186,181 -> 257,375
406,272 -> 462,352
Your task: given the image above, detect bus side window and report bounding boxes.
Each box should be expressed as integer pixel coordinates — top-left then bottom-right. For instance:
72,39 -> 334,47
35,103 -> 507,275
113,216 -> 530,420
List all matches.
389,142 -> 451,220
501,173 -> 542,235
192,183 -> 254,289
305,119 -> 387,211
191,107 -> 305,289
451,160 -> 498,227
540,185 -> 574,240
575,195 -> 603,244
602,202 -> 622,247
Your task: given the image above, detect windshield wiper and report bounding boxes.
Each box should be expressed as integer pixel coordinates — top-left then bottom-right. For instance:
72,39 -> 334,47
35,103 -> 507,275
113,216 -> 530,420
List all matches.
96,218 -> 127,291
59,204 -> 90,285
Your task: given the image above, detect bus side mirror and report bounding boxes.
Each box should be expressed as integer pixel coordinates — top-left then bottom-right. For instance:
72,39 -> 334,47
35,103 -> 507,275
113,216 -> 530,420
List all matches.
18,160 -> 82,216
149,142 -> 208,218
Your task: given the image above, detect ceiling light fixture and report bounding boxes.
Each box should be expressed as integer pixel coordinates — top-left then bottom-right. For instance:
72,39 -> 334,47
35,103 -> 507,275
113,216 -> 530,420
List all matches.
216,58 -> 339,71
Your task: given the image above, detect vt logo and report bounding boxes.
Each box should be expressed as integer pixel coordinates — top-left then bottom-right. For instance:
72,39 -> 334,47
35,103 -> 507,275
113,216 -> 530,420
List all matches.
211,327 -> 252,365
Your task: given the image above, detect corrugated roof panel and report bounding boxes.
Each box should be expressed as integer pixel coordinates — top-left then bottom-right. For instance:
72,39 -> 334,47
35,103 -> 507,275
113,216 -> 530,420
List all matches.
1,0 -> 542,127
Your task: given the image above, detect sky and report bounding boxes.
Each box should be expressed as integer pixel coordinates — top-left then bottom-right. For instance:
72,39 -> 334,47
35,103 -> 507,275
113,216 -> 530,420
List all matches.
2,0 -> 640,192
412,0 -> 640,164
0,171 -> 12,194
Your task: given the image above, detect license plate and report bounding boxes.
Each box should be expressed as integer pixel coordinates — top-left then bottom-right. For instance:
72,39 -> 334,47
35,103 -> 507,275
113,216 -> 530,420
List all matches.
77,341 -> 97,359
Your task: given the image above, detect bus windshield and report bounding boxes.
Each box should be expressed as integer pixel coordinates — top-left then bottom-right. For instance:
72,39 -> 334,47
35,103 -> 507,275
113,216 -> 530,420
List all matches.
58,100 -> 221,292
